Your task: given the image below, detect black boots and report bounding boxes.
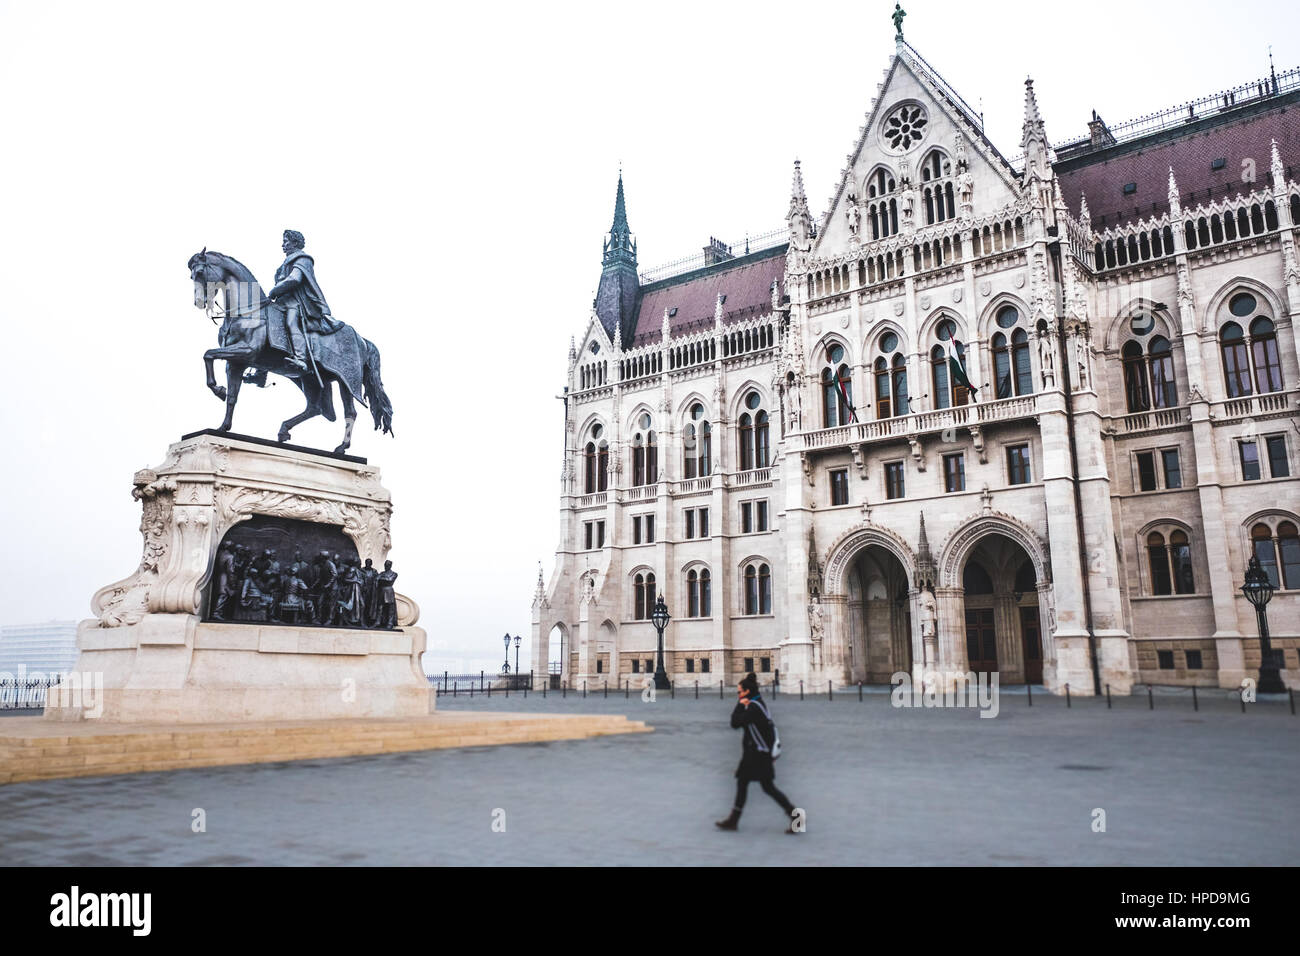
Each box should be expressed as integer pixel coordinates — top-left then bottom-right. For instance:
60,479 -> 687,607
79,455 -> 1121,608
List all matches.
715,809 -> 741,830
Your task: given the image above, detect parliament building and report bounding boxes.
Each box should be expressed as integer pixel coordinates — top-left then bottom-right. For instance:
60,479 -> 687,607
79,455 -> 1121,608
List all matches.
530,30 -> 1300,695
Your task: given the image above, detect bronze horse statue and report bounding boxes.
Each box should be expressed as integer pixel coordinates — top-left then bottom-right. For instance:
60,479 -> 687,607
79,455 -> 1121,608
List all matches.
188,250 -> 393,454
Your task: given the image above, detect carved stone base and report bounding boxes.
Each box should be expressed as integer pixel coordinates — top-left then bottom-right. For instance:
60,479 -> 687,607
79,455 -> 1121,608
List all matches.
47,432 -> 430,722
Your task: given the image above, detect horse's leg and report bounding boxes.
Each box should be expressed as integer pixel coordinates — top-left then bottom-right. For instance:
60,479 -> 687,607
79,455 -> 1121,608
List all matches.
278,379 -> 319,444
204,351 -> 226,400
335,385 -> 357,455
219,363 -> 243,431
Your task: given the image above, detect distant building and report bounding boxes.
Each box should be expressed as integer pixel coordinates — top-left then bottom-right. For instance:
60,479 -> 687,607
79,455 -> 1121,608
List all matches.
0,621 -> 79,674
532,23 -> 1299,695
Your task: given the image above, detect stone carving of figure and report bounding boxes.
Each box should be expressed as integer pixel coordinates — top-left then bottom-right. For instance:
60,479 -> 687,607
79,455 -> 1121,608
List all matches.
336,559 -> 365,627
808,602 -> 825,645
278,563 -> 309,624
792,216 -> 811,251
1038,329 -> 1055,387
361,558 -> 380,626
846,198 -> 861,237
959,170 -> 974,211
1075,332 -> 1090,389
377,560 -> 399,629
313,550 -> 338,626
212,543 -> 238,620
918,588 -> 937,638
901,188 -> 916,228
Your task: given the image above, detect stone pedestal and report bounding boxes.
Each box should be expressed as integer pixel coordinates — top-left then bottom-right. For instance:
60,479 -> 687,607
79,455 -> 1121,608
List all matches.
45,431 -> 431,722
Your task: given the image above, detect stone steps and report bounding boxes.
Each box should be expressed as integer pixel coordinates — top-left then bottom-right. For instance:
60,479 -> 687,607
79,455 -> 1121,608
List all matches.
0,713 -> 651,784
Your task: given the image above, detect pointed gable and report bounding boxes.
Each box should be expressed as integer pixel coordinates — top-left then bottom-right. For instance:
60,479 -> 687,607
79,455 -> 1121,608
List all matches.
814,43 -> 1022,257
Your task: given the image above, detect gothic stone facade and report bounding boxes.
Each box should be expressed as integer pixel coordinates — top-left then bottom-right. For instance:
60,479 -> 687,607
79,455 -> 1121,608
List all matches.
531,40 -> 1300,695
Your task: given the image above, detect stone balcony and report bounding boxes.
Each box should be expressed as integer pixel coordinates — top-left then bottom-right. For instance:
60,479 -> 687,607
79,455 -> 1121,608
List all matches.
788,392 -> 1042,456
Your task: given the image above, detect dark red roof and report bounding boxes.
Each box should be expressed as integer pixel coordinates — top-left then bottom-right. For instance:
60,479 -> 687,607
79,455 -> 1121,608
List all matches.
1055,93 -> 1300,228
631,245 -> 787,347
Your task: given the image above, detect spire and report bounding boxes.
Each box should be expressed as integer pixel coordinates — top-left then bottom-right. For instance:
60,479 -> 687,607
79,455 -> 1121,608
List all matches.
1167,166 -> 1181,217
595,171 -> 640,350
532,562 -> 548,609
917,512 -> 931,565
1020,78 -> 1054,189
788,159 -> 810,220
603,172 -> 636,268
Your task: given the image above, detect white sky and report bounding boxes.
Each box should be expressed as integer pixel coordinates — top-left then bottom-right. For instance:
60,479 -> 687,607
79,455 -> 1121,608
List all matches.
0,0 -> 1294,673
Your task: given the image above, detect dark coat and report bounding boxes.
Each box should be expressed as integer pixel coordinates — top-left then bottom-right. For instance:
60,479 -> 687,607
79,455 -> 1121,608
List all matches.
731,694 -> 777,782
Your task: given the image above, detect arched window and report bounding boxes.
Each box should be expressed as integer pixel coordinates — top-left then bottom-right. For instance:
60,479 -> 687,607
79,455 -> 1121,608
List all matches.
821,344 -> 854,427
867,167 -> 898,239
991,306 -> 1032,398
583,425 -> 607,493
739,413 -> 753,470
874,331 -> 906,418
737,391 -> 770,470
631,414 -> 656,486
634,571 -> 657,620
687,567 -> 712,617
919,149 -> 954,224
1122,341 -> 1151,413
743,562 -> 772,615
1252,520 -> 1300,590
682,402 -> 711,479
1147,529 -> 1195,595
1220,292 -> 1284,397
755,410 -> 770,468
1148,335 -> 1177,408
930,319 -> 968,409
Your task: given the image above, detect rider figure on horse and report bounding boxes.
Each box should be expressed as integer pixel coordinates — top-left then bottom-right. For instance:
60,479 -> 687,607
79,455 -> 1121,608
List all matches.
267,229 -> 343,375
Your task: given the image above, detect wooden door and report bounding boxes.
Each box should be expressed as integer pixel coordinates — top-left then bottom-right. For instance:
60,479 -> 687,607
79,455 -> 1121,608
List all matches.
1020,606 -> 1042,684
965,608 -> 997,674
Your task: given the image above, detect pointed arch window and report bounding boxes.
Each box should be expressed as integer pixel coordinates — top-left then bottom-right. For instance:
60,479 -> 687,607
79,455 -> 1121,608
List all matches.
920,149 -> 955,225
1122,341 -> 1151,413
1220,293 -> 1283,397
993,326 -> 1032,398
930,319 -> 969,409
821,343 -> 854,427
630,414 -> 657,486
873,331 -> 907,418
738,391 -> 770,470
583,425 -> 608,493
682,402 -> 712,479
867,168 -> 898,239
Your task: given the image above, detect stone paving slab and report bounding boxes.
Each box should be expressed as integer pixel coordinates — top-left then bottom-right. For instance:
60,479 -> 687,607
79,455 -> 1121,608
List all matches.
1,691 -> 1296,866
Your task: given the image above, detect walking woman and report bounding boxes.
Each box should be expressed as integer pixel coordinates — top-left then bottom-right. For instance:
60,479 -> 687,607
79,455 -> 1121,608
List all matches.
716,672 -> 801,833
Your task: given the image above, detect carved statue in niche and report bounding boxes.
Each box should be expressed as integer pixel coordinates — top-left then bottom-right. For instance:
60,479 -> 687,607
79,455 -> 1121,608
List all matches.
846,195 -> 861,237
1038,328 -> 1055,387
918,587 -> 937,638
1075,330 -> 1090,389
808,602 -> 825,646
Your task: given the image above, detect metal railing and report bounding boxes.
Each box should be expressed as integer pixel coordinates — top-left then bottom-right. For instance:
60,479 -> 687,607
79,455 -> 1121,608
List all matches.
638,227 -> 787,285
0,676 -> 61,710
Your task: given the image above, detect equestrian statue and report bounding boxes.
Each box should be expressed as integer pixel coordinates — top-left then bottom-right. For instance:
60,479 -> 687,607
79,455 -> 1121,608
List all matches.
189,230 -> 394,454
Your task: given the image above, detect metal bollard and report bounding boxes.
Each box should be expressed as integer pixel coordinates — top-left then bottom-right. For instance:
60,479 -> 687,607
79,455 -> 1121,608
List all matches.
542,682 -> 546,698
563,681 -> 567,699
1148,684 -> 1154,710
604,681 -> 608,698
1290,688 -> 1296,716
625,679 -> 629,699
1192,686 -> 1198,712
1064,683 -> 1070,708
799,680 -> 804,701
1240,690 -> 1246,713
583,681 -> 587,699
671,681 -> 675,699
1105,683 -> 1111,709
720,680 -> 724,699
1027,681 -> 1032,707
488,682 -> 491,698
858,681 -> 863,702
695,681 -> 699,699
828,680 -> 833,701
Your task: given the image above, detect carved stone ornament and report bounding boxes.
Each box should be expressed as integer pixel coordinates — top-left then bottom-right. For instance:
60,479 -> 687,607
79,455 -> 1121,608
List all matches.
91,433 -> 416,629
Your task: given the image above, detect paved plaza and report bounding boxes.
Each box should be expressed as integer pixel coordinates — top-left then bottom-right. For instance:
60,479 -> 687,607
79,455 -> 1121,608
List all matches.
2,688 -> 1297,866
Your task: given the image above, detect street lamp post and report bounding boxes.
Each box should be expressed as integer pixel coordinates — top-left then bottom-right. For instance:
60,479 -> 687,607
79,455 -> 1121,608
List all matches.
1241,556 -> 1284,694
502,632 -> 511,674
651,595 -> 672,690
514,635 -> 521,677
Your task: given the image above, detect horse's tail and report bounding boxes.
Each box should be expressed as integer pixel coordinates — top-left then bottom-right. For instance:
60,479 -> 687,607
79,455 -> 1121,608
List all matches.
363,340 -> 394,436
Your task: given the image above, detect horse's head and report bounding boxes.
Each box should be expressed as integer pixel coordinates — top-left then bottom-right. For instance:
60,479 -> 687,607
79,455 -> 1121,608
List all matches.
188,248 -> 219,311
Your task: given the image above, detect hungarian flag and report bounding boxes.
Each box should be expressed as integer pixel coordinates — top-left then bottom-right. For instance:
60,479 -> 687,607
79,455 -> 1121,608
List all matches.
835,370 -> 859,423
946,338 -> 977,402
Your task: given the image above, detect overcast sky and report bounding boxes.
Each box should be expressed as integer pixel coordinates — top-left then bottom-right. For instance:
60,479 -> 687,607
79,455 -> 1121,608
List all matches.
0,0 -> 1293,673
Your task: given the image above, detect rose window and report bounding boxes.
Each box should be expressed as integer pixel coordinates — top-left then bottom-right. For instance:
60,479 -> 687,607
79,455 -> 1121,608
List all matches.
883,105 -> 927,152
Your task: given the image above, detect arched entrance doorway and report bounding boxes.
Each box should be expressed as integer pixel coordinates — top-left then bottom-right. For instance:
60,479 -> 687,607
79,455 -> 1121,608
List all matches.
547,623 -> 566,689
847,546 -> 914,683
959,534 -> 1043,684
